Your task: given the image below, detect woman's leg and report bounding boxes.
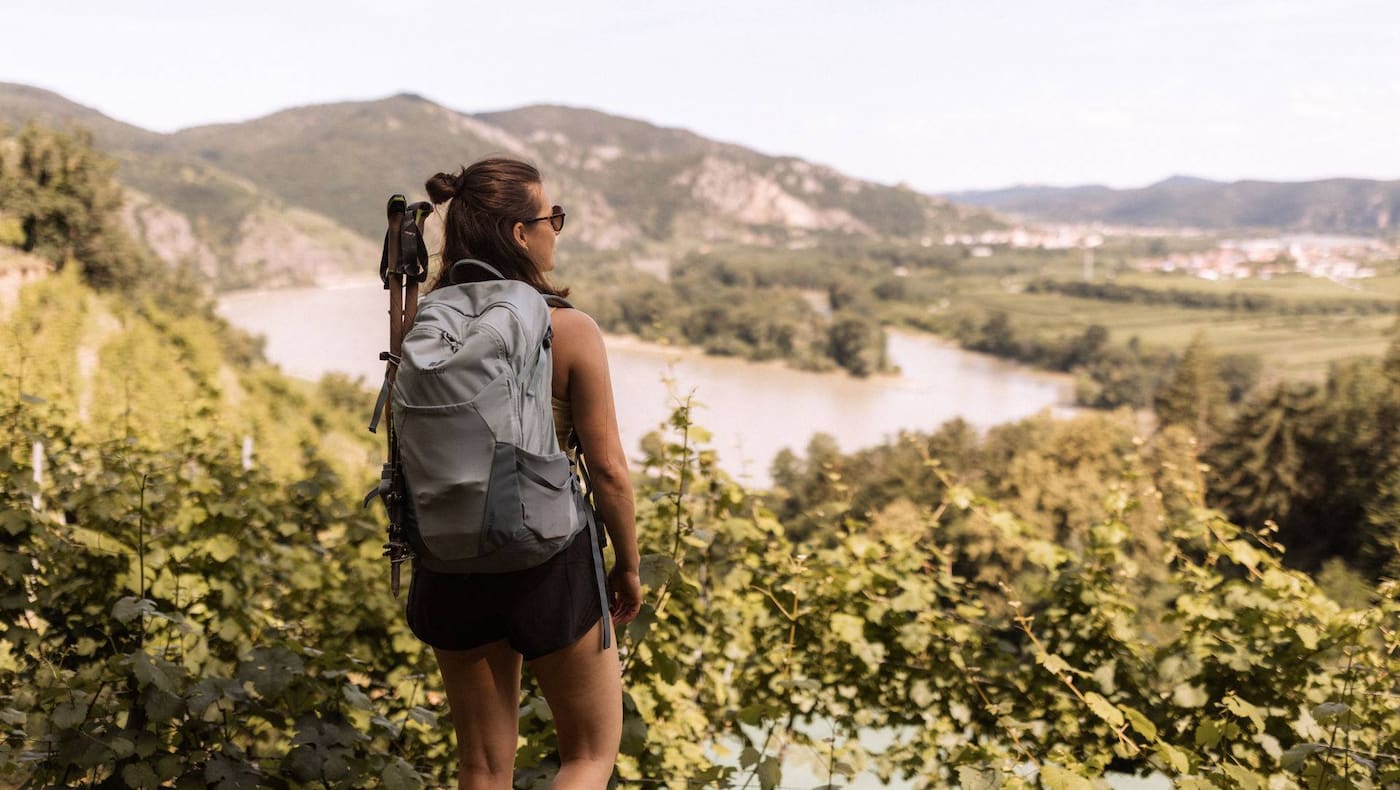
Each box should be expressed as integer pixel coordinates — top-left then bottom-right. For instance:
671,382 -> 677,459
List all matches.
528,619 -> 622,790
434,641 -> 524,790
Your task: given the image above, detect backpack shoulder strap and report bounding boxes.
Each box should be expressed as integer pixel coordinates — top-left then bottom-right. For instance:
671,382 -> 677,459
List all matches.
545,294 -> 574,309
448,258 -> 506,284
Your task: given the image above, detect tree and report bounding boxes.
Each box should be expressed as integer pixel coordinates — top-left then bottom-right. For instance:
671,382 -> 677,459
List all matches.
1304,359 -> 1400,571
827,314 -> 884,376
1384,322 -> 1400,386
1155,333 -> 1228,446
976,311 -> 1019,357
0,122 -> 153,289
1206,381 -> 1321,547
1060,323 -> 1109,369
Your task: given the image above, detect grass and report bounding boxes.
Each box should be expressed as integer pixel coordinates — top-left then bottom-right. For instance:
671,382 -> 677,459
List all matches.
946,285 -> 1395,380
1109,270 -> 1400,301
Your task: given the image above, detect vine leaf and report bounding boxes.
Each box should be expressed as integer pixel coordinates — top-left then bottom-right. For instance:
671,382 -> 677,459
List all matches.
1222,694 -> 1264,732
1083,691 -> 1124,728
204,534 -> 240,563
112,595 -> 156,624
1036,652 -> 1072,676
1040,763 -> 1095,789
130,650 -> 178,695
639,554 -> 678,589
757,755 -> 781,790
237,647 -> 305,697
371,715 -> 402,737
381,757 -> 424,790
830,613 -> 865,644
1157,743 -> 1190,774
956,765 -> 1001,790
341,683 -> 372,710
121,762 -> 159,789
1121,705 -> 1158,740
1220,763 -> 1266,789
50,702 -> 87,730
204,752 -> 262,790
1311,701 -> 1349,724
1280,742 -> 1327,770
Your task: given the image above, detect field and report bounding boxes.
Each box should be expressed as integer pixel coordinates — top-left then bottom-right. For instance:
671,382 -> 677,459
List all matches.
926,247 -> 1400,381
948,290 -> 1394,380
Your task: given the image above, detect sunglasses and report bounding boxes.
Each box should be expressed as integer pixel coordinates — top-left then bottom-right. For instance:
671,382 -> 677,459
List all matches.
523,205 -> 566,233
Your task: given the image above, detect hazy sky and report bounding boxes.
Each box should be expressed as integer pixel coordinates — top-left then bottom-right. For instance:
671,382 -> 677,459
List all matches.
4,0 -> 1398,193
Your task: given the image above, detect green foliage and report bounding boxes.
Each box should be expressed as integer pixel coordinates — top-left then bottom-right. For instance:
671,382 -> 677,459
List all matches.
1154,333 -> 1229,445
574,248 -> 892,376
1029,277 -> 1400,316
0,277 -> 446,787
947,309 -> 1180,409
1207,343 -> 1400,576
616,405 -> 1400,787
0,123 -> 161,290
1,402 -> 446,787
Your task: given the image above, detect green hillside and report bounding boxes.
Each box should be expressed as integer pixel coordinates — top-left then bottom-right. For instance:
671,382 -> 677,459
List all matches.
0,83 -> 161,153
163,94 -> 526,240
0,84 -> 372,289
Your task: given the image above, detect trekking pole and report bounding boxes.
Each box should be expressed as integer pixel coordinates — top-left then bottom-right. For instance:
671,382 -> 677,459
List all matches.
366,194 -> 430,597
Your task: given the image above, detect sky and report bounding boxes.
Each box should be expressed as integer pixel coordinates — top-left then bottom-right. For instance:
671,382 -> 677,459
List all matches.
4,0 -> 1399,194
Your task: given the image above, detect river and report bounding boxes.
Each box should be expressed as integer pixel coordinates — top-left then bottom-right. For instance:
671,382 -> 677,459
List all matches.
217,279 -> 1075,487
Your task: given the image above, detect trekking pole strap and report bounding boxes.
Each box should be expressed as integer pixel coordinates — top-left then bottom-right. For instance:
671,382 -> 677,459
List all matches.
367,352 -> 402,433
362,462 -> 395,509
379,195 -> 430,287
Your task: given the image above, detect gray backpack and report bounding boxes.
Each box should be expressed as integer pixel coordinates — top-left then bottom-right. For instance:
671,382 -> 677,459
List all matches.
391,258 -> 610,643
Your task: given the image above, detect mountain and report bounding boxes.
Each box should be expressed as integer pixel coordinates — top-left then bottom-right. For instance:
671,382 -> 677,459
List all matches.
948,176 -> 1400,234
0,83 -> 168,154
160,97 -> 994,245
0,83 -> 374,288
476,105 -> 990,243
1,83 -> 1002,289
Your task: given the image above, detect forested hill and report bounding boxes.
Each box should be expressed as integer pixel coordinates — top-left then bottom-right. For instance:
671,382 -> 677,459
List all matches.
0,83 -> 998,289
948,174 -> 1400,234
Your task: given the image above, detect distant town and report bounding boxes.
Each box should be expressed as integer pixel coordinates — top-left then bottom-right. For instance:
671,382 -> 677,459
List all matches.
1134,235 -> 1389,282
939,225 -> 1395,283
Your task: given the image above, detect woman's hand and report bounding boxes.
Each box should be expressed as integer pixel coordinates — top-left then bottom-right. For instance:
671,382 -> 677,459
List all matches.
607,564 -> 642,626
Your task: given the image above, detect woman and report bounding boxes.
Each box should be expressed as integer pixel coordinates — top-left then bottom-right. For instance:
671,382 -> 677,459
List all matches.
406,157 -> 643,790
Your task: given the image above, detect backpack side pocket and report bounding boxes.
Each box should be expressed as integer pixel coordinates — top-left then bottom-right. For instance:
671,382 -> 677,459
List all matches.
515,448 -> 579,543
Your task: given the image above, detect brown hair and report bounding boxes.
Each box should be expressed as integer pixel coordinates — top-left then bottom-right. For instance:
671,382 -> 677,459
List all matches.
424,157 -> 567,296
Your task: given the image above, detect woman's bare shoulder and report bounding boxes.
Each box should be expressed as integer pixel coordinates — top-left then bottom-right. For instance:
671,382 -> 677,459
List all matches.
550,305 -> 602,343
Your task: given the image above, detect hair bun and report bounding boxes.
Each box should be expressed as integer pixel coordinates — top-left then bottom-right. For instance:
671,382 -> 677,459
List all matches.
424,171 -> 459,205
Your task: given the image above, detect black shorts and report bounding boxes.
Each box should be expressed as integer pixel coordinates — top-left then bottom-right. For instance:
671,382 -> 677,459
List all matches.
405,532 -> 604,661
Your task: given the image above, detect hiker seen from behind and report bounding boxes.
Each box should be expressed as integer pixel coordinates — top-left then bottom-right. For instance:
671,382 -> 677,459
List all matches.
394,157 -> 642,789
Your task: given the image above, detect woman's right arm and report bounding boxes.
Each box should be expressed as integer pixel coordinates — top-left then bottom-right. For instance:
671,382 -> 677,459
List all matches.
553,308 -> 642,624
